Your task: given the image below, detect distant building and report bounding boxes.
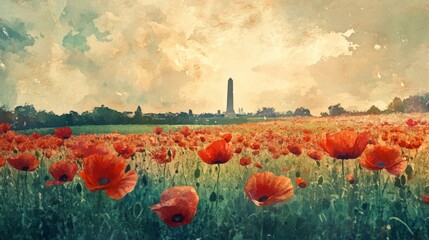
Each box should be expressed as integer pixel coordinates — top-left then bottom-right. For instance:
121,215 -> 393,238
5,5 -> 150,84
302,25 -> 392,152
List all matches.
188,109 -> 193,117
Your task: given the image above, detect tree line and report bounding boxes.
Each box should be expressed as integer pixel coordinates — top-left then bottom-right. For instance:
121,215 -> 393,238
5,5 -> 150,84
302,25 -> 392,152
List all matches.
1,93 -> 428,130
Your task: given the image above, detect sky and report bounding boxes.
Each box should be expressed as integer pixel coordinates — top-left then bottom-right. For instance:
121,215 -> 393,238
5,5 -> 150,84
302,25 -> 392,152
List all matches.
0,0 -> 428,115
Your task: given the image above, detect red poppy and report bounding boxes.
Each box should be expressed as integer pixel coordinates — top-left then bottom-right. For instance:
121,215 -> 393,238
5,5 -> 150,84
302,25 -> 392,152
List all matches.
307,150 -> 323,161
7,154 -> 39,171
0,157 -> 5,168
288,145 -> 303,156
153,126 -> 163,135
295,177 -> 307,188
346,173 -> 356,184
151,186 -> 199,227
0,123 -> 11,133
79,154 -> 138,200
240,157 -> 251,166
320,130 -> 370,159
422,194 -> 429,205
71,142 -> 110,159
406,119 -> 418,127
151,147 -> 176,164
180,126 -> 192,137
46,161 -> 79,187
198,140 -> 233,164
254,162 -> 263,169
234,147 -> 243,154
54,127 -> 73,140
113,142 -> 136,159
359,145 -> 406,175
244,171 -> 294,206
221,133 -> 232,143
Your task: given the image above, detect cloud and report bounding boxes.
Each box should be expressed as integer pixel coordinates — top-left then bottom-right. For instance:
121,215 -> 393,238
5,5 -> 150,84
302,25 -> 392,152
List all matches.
0,0 -> 427,115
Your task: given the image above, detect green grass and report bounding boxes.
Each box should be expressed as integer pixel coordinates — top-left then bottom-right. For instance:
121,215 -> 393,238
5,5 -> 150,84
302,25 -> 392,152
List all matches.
18,124 -> 204,135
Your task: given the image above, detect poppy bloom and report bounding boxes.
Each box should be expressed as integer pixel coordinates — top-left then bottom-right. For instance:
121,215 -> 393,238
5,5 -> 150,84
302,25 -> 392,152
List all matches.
151,147 -> 176,164
346,173 -> 356,184
46,161 -> 79,187
221,133 -> 232,143
113,142 -> 136,159
7,154 -> 39,171
320,130 -> 370,159
239,157 -> 251,166
307,150 -> 323,161
79,154 -> 138,200
0,157 -> 5,168
54,127 -> 73,140
153,127 -> 163,135
198,140 -> 233,165
151,186 -> 199,227
180,126 -> 192,137
234,147 -> 243,154
406,119 -> 418,127
422,194 -> 429,205
244,171 -> 294,206
295,177 -> 307,188
288,145 -> 303,156
359,145 -> 406,175
254,162 -> 263,169
0,123 -> 11,133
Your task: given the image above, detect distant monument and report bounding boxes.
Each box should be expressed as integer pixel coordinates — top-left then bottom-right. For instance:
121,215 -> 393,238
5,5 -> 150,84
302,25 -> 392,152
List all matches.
225,78 -> 236,118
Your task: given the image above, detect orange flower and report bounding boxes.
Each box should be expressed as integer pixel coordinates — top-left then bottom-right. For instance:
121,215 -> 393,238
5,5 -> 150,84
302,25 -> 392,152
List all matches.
320,130 -> 370,159
422,194 -> 429,205
46,161 -> 79,187
359,145 -> 406,175
346,173 -> 356,184
239,157 -> 251,166
295,177 -> 307,188
153,126 -> 163,135
151,186 -> 199,227
54,127 -> 73,140
7,154 -> 39,171
198,140 -> 233,164
0,123 -> 11,133
79,154 -> 138,200
244,171 -> 294,206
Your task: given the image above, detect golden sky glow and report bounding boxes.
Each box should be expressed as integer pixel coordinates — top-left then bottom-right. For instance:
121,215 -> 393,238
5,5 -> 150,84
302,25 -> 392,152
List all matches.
0,0 -> 428,115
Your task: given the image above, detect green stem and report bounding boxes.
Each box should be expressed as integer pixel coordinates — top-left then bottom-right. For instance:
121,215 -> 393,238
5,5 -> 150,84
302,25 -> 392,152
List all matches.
341,159 -> 345,187
215,164 -> 221,207
163,163 -> 167,188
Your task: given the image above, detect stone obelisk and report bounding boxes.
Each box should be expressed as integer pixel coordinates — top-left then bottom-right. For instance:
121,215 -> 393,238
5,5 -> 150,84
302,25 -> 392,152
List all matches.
225,78 -> 236,118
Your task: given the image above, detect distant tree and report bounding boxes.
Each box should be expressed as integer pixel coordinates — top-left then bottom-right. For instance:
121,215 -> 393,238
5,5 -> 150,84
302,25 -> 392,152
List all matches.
14,104 -> 38,129
285,110 -> 294,117
320,112 -> 329,117
293,107 -> 311,116
387,97 -> 404,113
256,107 -> 276,117
367,105 -> 381,115
402,95 -> 426,113
0,105 -> 14,125
328,104 -> 347,116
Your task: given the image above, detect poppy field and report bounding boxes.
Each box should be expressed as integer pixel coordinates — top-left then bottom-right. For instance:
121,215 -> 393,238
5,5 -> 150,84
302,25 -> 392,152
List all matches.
0,113 -> 428,240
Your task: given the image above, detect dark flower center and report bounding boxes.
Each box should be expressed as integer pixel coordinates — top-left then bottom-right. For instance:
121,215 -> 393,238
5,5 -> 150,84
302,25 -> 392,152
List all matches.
22,166 -> 29,171
172,214 -> 184,223
213,160 -> 223,164
376,162 -> 385,167
59,174 -> 68,181
258,195 -> 269,202
98,177 -> 110,185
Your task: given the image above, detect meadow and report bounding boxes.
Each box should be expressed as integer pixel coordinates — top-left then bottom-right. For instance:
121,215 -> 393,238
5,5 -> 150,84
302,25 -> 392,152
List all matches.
0,113 -> 428,240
